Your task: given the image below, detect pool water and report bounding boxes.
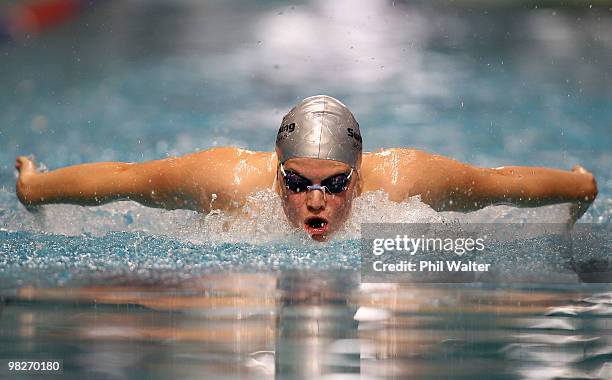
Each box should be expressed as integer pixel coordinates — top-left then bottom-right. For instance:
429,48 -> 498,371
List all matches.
2,275 -> 612,379
0,1 -> 611,379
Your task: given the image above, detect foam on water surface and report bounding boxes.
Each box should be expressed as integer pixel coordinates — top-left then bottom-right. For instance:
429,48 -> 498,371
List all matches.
1,183 -> 601,289
0,187 -> 575,242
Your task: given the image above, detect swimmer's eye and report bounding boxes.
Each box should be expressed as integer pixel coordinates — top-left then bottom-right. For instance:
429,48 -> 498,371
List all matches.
283,171 -> 312,193
321,170 -> 353,193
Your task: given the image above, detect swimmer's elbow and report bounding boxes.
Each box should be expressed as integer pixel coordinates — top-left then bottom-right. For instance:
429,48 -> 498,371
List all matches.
121,163 -> 198,211
427,166 -> 490,212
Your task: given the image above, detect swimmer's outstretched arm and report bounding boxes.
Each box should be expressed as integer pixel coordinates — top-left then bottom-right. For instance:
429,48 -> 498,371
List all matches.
405,151 -> 598,221
15,156 -> 200,211
15,148 -> 257,213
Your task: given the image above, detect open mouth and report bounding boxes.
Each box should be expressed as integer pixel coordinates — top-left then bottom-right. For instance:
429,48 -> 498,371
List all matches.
304,216 -> 329,236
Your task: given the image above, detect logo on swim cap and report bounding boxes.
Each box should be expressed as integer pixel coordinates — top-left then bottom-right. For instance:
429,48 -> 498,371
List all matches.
277,122 -> 295,138
275,95 -> 363,168
347,127 -> 362,144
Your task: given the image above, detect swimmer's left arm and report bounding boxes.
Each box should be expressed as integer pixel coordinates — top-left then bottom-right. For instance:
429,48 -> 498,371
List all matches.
410,153 -> 598,220
471,164 -> 598,221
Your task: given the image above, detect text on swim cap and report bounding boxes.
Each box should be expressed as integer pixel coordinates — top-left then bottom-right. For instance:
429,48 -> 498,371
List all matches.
278,122 -> 296,134
347,128 -> 362,144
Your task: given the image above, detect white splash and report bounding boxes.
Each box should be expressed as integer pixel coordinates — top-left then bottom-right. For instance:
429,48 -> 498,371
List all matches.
1,186 -> 576,245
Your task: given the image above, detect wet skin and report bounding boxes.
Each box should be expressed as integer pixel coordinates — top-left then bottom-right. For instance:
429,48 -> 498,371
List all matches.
16,147 -> 598,241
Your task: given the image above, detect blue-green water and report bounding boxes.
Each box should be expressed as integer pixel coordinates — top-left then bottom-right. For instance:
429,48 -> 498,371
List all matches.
0,1 -> 611,379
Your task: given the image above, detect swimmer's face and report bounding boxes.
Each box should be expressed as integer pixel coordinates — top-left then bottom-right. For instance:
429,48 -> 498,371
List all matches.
278,158 -> 358,242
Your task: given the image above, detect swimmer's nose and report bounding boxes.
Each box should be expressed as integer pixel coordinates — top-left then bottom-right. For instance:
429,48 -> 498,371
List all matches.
306,189 -> 326,210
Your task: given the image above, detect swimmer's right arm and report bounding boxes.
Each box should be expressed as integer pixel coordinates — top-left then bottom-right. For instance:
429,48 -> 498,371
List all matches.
15,155 -> 201,211
17,146 -> 263,212
16,147 -> 271,213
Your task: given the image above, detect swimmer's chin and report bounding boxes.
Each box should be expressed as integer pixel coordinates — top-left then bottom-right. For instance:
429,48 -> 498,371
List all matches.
309,233 -> 329,242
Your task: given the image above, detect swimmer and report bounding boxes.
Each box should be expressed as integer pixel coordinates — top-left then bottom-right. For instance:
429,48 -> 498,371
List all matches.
15,95 -> 598,241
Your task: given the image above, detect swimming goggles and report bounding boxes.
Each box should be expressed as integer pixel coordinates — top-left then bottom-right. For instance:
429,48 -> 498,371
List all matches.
279,163 -> 354,195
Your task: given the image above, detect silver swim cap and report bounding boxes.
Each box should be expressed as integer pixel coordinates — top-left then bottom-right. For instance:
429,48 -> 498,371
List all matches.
275,95 -> 363,168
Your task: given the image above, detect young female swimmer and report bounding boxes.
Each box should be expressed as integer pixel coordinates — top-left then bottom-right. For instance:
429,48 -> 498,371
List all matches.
16,95 -> 598,241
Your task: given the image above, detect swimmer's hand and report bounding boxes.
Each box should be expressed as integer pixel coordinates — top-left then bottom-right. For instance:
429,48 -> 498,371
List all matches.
15,156 -> 40,209
568,164 -> 598,224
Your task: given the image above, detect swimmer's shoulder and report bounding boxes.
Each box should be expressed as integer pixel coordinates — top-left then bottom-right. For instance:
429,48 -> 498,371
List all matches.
184,147 -> 276,167
361,148 -> 432,173
188,146 -> 277,189
360,148 -> 435,198
172,147 -> 277,212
